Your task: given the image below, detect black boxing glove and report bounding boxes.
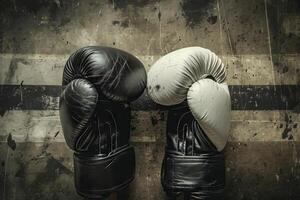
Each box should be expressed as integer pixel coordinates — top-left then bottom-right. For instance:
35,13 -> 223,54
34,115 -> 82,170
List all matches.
59,46 -> 146,199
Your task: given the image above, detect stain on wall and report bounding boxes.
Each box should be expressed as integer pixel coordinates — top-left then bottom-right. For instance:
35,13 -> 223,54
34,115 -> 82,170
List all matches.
267,0 -> 300,54
7,134 -> 16,151
181,0 -> 215,28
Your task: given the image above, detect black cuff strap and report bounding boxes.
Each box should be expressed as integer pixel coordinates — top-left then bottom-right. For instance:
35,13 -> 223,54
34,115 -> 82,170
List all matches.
161,152 -> 225,192
74,146 -> 135,198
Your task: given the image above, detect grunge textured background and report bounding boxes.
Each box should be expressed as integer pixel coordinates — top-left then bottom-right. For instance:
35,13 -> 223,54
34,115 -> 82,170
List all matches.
0,0 -> 299,199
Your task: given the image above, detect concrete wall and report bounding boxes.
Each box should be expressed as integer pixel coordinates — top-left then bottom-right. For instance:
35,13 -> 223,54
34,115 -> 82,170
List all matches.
0,0 -> 300,199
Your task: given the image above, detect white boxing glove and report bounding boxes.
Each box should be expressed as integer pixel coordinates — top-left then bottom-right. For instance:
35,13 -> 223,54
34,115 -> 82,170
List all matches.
148,47 -> 231,151
148,47 -> 231,199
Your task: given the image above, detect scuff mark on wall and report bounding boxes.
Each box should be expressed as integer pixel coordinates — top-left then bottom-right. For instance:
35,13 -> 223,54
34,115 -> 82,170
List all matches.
158,10 -> 161,21
207,15 -> 218,25
281,113 -> 294,140
180,0 -> 214,28
112,20 -> 129,28
5,58 -> 19,83
54,131 -> 60,138
6,133 -> 16,151
218,0 -> 237,55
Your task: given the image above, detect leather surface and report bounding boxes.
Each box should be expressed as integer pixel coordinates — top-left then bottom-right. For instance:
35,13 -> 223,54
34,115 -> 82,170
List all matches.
162,153 -> 224,193
162,105 -> 225,199
147,47 -> 226,106
60,78 -> 98,151
74,146 -> 135,198
59,46 -> 146,198
187,79 -> 231,151
63,46 -> 147,102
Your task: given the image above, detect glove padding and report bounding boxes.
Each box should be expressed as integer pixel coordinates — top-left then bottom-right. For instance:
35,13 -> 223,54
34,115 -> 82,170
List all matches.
188,78 -> 230,151
63,46 -> 146,102
60,79 -> 98,151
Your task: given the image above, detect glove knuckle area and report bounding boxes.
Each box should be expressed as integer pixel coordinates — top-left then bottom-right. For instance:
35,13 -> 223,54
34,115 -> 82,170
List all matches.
62,46 -> 147,102
147,47 -> 227,106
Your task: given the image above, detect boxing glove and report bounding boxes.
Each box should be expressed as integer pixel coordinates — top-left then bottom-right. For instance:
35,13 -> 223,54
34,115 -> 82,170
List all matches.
59,46 -> 147,199
147,47 -> 231,199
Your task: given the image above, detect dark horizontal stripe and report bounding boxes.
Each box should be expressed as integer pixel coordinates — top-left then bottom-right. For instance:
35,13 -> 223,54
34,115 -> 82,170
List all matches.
0,85 -> 299,115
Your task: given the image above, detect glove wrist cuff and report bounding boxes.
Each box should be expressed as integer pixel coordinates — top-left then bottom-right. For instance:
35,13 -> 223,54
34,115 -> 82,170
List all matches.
162,152 -> 225,193
73,146 -> 135,198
